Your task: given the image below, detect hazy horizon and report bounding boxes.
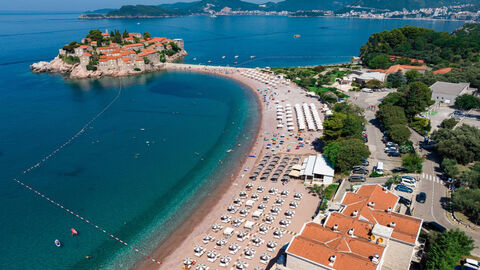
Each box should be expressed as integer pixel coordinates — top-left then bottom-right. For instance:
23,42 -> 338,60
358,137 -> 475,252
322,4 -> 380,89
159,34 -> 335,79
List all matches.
1,0 -> 282,12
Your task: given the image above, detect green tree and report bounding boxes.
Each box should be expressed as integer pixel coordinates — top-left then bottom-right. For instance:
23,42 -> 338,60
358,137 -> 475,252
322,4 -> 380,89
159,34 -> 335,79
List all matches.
87,29 -> 103,44
402,82 -> 433,120
432,124 -> 480,164
365,79 -> 384,89
441,158 -> 459,178
402,153 -> 423,173
323,113 -> 346,142
368,54 -> 391,69
440,118 -> 458,129
324,142 -> 341,167
62,41 -> 80,53
387,71 -> 406,88
455,94 -> 480,110
388,124 -> 411,144
425,229 -> 475,270
112,30 -> 123,44
143,32 -> 152,39
451,188 -> 480,224
335,139 -> 371,173
405,70 -> 421,84
123,29 -> 129,38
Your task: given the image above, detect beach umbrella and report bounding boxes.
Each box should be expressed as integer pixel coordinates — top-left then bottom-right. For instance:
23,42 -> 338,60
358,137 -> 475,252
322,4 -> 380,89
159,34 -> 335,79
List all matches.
281,190 -> 289,196
275,199 -> 284,205
227,205 -> 236,213
216,239 -> 227,246
256,186 -> 265,192
268,188 -> 277,194
194,245 -> 203,253
289,201 -> 298,208
265,215 -> 274,222
258,203 -> 266,210
183,258 -> 194,265
280,219 -> 289,226
203,234 -> 213,242
244,248 -> 255,256
262,195 -> 270,201
245,183 -> 253,190
273,229 -> 283,237
233,198 -> 241,205
239,191 -> 247,197
285,210 -> 294,217
196,264 -> 208,270
221,214 -> 231,221
261,253 -> 271,261
207,250 -> 217,259
254,267 -> 264,270
229,243 -> 239,251
267,241 -> 277,248
251,193 -> 259,199
236,261 -> 248,269
294,193 -> 303,200
252,236 -> 263,244
239,209 -> 247,215
237,231 -> 246,239
220,256 -> 231,264
259,225 -> 268,232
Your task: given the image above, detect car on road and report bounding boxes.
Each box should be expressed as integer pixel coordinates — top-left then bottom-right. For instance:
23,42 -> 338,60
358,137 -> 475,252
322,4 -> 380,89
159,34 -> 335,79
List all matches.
374,162 -> 384,175
392,167 -> 408,173
398,196 -> 411,205
395,184 -> 413,193
416,192 -> 426,203
349,175 -> 366,182
422,221 -> 446,232
361,159 -> 369,166
401,176 -> 418,182
401,179 -> 416,188
388,152 -> 401,157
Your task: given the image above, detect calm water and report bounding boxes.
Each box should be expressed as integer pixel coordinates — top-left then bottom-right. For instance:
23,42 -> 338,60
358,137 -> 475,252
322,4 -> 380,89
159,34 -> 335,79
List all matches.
0,13 -> 464,269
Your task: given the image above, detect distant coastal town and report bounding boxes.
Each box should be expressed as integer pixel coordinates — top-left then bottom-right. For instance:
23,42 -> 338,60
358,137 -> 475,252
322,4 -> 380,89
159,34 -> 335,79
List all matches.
30,29 -> 186,78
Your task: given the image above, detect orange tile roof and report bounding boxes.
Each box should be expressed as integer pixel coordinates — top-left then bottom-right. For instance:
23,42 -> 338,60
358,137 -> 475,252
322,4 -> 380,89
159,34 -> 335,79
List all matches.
339,184 -> 421,244
80,45 -> 88,49
385,65 -> 426,74
124,43 -> 144,48
83,52 -> 92,57
371,210 -> 422,244
389,55 -> 425,65
433,67 -> 452,75
325,212 -> 373,239
97,46 -> 116,51
135,58 -> 144,62
287,223 -> 384,270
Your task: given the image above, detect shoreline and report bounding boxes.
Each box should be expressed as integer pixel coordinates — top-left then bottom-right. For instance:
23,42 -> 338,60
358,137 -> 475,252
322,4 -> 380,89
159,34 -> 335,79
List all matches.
133,64 -> 266,270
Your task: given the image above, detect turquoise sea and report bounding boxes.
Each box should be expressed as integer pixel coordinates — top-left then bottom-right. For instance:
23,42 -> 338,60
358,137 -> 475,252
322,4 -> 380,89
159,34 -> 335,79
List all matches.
0,13 -> 464,269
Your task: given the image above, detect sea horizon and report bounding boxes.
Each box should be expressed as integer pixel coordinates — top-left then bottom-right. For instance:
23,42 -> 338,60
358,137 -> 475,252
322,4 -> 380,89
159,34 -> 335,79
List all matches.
0,13 -> 466,269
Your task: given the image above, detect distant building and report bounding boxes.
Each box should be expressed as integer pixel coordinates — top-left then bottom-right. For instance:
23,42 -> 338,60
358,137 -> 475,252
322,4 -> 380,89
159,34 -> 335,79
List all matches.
433,67 -> 452,75
430,81 -> 470,103
286,184 -> 423,270
355,72 -> 387,84
370,64 -> 426,74
299,154 -> 334,186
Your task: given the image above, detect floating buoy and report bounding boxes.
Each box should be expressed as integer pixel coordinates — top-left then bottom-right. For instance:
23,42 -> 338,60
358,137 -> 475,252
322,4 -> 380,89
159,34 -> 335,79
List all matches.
71,228 -> 78,236
55,239 -> 61,247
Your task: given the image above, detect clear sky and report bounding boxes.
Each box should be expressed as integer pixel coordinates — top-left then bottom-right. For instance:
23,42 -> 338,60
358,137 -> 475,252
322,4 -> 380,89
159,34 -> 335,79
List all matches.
2,0 -> 281,12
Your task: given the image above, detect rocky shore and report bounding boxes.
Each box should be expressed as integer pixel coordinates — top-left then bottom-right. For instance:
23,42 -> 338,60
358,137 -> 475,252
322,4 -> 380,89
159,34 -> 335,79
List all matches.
30,50 -> 187,79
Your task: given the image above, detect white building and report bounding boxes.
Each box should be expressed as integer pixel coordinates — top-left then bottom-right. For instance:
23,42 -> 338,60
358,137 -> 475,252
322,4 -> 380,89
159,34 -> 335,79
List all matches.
300,154 -> 334,185
430,81 -> 470,104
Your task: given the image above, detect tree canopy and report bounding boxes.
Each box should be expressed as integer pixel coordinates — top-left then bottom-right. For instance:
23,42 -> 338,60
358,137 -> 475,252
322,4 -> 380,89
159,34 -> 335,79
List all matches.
431,124 -> 480,165
455,94 -> 480,110
425,229 -> 475,270
324,139 -> 370,173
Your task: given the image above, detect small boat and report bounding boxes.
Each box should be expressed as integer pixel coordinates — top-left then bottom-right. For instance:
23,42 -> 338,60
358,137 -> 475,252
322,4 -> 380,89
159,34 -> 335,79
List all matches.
222,56 -> 226,59
234,61 -> 238,65
208,60 -> 212,63
294,34 -> 301,38
71,228 -> 78,236
55,239 -> 61,247
234,55 -> 239,59
250,56 -> 255,59
226,149 -> 233,153
193,58 -> 197,61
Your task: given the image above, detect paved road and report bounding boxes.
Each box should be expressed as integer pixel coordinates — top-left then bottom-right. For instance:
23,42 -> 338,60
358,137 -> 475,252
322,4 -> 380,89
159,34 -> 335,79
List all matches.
350,91 -> 480,255
409,126 -> 480,255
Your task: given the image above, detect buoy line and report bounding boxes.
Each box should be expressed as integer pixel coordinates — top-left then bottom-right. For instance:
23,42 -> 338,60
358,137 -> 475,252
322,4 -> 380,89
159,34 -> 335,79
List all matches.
11,82 -> 163,265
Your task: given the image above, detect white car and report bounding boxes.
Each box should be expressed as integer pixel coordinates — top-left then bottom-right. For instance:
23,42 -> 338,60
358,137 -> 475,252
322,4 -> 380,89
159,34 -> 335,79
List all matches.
401,179 -> 416,188
401,176 -> 418,182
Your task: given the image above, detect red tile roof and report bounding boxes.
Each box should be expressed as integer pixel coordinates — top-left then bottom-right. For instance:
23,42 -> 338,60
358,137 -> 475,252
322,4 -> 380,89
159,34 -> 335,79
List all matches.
433,67 -> 452,75
287,223 -> 384,270
124,43 -> 144,48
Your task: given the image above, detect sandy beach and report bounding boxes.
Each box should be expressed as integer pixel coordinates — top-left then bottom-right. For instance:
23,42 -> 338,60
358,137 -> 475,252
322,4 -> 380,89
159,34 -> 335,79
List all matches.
135,63 -> 326,270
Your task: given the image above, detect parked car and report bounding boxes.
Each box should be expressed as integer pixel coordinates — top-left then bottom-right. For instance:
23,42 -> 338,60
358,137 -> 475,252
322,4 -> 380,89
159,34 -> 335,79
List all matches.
416,192 -> 426,203
374,162 -> 384,175
392,167 -> 408,173
362,88 -> 373,93
401,179 -> 416,188
399,196 -> 412,205
422,221 -> 446,232
361,159 -> 369,166
349,175 -> 366,182
385,146 -> 398,153
388,152 -> 401,157
352,166 -> 369,175
401,176 -> 418,182
386,142 -> 398,148
395,184 -> 413,193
